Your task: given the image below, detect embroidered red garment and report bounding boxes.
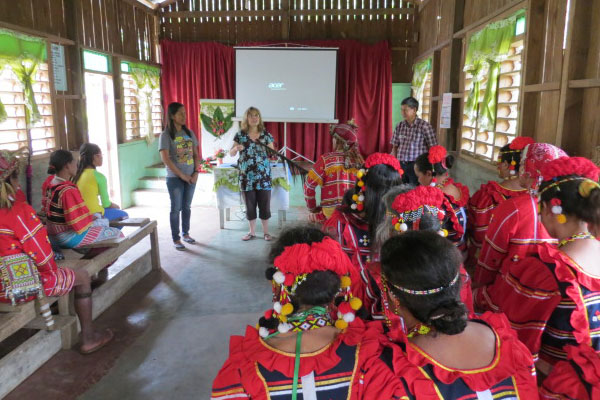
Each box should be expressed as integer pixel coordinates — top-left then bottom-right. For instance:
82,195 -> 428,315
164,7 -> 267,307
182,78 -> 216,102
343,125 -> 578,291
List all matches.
441,178 -> 469,252
474,193 -> 556,287
45,180 -> 94,235
540,344 -> 600,400
383,312 -> 538,399
40,175 -> 54,215
474,243 -> 600,363
0,200 -> 75,302
323,209 -> 380,319
303,152 -> 358,217
211,319 -> 403,399
466,181 -> 526,268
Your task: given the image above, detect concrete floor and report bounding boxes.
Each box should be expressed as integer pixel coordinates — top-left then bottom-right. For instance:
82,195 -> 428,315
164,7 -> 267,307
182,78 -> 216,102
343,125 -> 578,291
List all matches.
6,204 -> 308,400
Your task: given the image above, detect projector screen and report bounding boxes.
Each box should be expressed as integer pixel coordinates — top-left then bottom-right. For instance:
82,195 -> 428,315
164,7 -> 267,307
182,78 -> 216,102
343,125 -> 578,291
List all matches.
235,47 -> 338,122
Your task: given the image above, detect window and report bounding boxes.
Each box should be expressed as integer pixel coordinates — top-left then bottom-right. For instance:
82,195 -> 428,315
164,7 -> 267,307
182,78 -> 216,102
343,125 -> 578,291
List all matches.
460,12 -> 525,162
411,57 -> 433,123
0,60 -> 55,155
418,71 -> 432,123
120,61 -> 162,140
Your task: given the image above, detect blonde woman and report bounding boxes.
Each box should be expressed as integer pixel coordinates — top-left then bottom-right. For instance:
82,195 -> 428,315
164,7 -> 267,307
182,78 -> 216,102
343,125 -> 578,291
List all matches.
230,107 -> 276,241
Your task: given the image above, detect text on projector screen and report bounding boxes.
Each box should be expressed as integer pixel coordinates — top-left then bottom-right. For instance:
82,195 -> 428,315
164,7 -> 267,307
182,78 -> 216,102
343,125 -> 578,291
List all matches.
268,82 -> 286,91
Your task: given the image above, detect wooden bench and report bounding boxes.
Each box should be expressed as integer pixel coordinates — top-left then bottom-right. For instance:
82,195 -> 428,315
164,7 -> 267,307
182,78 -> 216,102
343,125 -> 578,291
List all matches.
0,217 -> 161,398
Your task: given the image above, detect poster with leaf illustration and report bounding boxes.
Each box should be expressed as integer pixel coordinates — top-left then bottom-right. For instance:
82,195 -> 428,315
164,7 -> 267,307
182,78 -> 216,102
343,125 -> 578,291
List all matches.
199,99 -> 239,163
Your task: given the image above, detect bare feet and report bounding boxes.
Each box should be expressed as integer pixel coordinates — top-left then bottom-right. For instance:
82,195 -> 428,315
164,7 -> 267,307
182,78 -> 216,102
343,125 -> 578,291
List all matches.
80,328 -> 114,354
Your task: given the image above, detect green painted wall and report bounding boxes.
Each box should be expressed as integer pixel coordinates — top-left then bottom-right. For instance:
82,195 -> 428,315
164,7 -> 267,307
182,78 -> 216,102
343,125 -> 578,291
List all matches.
118,139 -> 162,209
392,83 -> 412,128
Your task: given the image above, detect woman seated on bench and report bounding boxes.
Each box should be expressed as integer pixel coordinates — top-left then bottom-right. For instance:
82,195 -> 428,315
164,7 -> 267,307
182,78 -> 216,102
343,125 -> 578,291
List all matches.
44,150 -> 122,250
0,149 -> 113,354
74,143 -> 128,222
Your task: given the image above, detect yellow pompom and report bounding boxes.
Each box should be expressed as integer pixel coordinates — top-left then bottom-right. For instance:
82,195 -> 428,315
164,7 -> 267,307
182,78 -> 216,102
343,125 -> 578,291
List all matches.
537,203 -> 541,214
579,180 -> 599,198
281,303 -> 294,316
556,214 -> 567,224
340,276 -> 352,289
352,194 -> 358,201
335,319 -> 348,330
349,297 -> 362,311
357,180 -> 364,187
394,223 -> 401,231
511,160 -> 517,166
441,229 -> 448,237
357,170 -> 364,179
279,315 -> 288,322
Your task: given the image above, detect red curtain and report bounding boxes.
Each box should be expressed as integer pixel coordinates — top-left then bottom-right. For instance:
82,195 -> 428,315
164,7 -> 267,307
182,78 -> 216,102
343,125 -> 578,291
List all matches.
161,40 -> 391,159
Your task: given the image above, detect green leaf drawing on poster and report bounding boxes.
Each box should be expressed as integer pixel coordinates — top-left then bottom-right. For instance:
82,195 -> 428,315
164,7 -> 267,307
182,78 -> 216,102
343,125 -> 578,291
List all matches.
200,106 -> 234,138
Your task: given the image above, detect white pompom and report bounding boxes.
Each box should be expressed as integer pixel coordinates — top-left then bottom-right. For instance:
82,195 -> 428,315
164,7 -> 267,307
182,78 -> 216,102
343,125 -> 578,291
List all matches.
430,182 -> 436,187
343,312 -> 355,323
274,302 -> 282,314
350,203 -> 358,210
551,205 -> 562,215
358,195 -> 364,202
399,223 -> 408,232
510,170 -> 516,176
278,323 -> 292,333
273,271 -> 285,285
259,327 -> 270,338
438,230 -> 446,237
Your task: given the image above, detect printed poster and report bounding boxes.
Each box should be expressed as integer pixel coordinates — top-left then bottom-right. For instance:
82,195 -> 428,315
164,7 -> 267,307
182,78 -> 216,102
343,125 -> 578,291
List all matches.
199,99 -> 239,163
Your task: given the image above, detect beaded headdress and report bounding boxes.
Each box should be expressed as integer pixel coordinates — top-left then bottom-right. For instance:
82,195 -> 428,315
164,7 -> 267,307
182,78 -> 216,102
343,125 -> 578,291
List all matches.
389,185 -> 463,238
352,153 -> 403,211
260,237 -> 362,338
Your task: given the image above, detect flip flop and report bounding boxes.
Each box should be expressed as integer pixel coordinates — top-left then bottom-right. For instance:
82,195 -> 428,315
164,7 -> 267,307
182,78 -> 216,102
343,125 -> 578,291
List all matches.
242,233 -> 256,241
80,329 -> 114,355
263,234 -> 272,241
182,236 -> 196,244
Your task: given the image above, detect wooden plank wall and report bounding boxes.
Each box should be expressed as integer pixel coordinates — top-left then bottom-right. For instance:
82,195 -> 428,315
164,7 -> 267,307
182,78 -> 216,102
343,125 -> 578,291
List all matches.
414,0 -> 600,160
159,0 -> 417,82
0,0 -> 160,150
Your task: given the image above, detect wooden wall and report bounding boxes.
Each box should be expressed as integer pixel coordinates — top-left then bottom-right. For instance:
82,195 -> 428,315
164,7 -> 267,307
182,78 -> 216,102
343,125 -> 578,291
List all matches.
0,0 -> 160,150
158,0 -> 417,82
414,0 -> 600,162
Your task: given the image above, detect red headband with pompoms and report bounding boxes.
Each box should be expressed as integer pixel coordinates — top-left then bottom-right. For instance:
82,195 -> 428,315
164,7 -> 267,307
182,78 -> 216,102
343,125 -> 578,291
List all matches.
273,237 -> 354,277
427,145 -> 447,165
509,137 -> 535,151
364,153 -> 404,175
540,156 -> 600,182
390,186 -> 463,237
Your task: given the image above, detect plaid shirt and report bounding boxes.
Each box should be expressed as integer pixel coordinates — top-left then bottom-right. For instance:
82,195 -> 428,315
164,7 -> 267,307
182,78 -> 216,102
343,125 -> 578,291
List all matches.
390,117 -> 437,162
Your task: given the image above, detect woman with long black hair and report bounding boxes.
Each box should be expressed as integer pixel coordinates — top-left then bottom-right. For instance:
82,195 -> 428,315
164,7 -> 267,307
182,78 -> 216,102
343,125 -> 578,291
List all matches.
159,102 -> 200,250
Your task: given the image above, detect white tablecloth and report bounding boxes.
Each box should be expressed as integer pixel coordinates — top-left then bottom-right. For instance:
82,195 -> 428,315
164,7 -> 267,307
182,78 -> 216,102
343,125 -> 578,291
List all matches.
214,163 -> 290,210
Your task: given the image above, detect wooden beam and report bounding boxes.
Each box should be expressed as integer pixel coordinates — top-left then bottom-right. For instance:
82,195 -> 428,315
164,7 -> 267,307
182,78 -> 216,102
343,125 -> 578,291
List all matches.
281,0 -> 290,40
555,0 -> 577,147
413,39 -> 451,64
391,47 -> 412,51
568,79 -> 600,89
164,7 -> 414,19
0,21 -> 75,45
158,0 -> 180,8
523,82 -> 561,92
453,0 -> 526,38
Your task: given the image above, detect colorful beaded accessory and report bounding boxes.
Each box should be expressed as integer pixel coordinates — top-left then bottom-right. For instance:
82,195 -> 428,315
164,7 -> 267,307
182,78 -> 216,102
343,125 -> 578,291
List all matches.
351,153 -> 403,211
388,271 -> 460,296
558,232 -> 596,248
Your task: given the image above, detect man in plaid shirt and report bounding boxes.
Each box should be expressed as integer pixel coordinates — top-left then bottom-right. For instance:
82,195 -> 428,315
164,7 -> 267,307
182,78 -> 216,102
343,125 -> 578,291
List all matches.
390,97 -> 437,184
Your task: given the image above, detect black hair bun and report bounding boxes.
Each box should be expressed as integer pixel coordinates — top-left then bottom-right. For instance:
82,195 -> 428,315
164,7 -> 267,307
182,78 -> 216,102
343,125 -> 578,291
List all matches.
427,300 -> 467,335
265,267 -> 277,281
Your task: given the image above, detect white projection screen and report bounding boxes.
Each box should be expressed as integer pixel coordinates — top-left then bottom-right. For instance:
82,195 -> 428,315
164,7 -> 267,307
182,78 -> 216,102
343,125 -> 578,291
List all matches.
235,47 -> 338,122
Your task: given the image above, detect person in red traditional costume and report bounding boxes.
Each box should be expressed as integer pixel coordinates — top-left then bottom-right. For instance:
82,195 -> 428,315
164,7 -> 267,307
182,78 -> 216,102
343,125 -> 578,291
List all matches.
322,153 -> 403,319
414,145 -> 470,255
466,137 -> 534,270
304,120 -> 364,223
0,149 -> 113,354
378,231 -> 538,399
43,150 -> 122,250
473,143 -> 566,299
472,156 -> 600,378
211,225 -> 402,400
540,344 -> 600,400
374,184 -> 474,320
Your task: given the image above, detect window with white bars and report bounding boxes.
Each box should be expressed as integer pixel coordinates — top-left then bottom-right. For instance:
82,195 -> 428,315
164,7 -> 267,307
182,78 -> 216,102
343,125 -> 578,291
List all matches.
121,72 -> 162,140
460,35 -> 524,162
0,63 -> 56,155
418,71 -> 432,123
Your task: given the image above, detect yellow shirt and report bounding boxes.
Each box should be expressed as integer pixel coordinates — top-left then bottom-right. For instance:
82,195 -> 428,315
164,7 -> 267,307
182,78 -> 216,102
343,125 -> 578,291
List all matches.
77,168 -> 111,215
